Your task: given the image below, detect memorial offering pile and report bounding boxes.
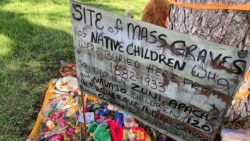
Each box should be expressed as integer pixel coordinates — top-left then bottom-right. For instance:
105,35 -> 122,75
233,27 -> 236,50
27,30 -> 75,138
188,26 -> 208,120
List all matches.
28,73 -> 175,141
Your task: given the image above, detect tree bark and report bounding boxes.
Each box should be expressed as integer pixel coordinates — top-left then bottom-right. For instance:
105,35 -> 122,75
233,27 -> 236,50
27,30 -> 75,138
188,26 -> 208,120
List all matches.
169,0 -> 250,129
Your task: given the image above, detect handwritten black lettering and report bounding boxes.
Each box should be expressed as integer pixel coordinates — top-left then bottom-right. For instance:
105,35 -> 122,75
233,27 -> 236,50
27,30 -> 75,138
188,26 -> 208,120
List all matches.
72,3 -> 82,21
106,52 -> 140,68
232,59 -> 246,74
127,43 -> 186,71
108,18 -> 123,34
131,82 -> 140,92
78,60 -> 109,78
171,40 -> 246,75
168,100 -> 218,126
71,4 -> 103,29
183,116 -> 214,134
81,79 -> 94,89
197,49 -> 207,63
127,23 -> 167,47
93,76 -> 126,93
131,84 -> 162,102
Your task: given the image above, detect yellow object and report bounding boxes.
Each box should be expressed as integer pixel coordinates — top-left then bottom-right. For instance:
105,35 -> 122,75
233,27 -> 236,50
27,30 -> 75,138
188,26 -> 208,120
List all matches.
46,120 -> 55,130
168,0 -> 250,11
123,130 -> 152,141
245,72 -> 250,79
146,134 -> 152,141
28,80 -> 54,140
235,90 -> 250,99
235,72 -> 250,99
87,95 -> 98,101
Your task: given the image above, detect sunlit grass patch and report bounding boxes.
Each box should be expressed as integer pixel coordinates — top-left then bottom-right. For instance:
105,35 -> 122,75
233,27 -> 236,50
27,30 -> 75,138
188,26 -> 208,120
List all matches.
0,34 -> 13,58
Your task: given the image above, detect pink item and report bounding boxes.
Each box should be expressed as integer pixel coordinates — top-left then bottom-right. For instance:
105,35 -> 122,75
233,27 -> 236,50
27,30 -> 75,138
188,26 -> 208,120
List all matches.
49,134 -> 64,141
58,119 -> 67,127
66,127 -> 75,136
50,111 -> 63,121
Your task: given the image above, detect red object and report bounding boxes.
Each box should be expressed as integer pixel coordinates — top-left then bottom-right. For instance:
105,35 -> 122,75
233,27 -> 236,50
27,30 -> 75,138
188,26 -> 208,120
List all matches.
130,127 -> 147,141
107,120 -> 123,141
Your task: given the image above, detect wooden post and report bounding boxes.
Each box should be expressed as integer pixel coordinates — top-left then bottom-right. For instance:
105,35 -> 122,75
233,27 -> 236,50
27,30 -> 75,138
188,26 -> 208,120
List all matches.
81,92 -> 88,140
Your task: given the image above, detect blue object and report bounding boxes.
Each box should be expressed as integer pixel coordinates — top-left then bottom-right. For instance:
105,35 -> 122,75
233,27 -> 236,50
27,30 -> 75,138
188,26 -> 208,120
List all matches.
95,106 -> 109,116
113,111 -> 124,127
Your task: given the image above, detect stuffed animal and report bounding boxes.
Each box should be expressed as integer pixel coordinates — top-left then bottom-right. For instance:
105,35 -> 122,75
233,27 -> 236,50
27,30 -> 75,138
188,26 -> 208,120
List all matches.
141,0 -> 170,27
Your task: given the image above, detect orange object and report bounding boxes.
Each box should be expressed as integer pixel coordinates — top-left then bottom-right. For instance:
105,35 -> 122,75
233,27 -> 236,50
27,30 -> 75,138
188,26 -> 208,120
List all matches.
168,0 -> 250,11
245,71 -> 250,79
235,90 -> 250,99
87,95 -> 98,102
28,79 -> 87,140
28,80 -> 55,140
59,64 -> 77,77
130,127 -> 147,141
234,72 -> 250,99
141,0 -> 170,28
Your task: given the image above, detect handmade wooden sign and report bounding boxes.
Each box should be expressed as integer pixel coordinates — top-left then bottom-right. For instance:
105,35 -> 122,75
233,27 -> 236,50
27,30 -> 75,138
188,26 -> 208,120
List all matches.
69,0 -> 250,140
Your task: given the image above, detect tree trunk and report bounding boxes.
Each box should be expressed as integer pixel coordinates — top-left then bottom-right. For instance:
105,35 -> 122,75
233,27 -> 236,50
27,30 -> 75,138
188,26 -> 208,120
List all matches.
168,0 -> 250,130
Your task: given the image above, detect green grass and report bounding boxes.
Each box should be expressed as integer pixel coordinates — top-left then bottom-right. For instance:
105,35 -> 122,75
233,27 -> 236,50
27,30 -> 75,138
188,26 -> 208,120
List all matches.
0,0 -> 146,140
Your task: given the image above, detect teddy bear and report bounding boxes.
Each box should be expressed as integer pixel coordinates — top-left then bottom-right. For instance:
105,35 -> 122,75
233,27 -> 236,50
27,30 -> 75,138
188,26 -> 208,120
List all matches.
141,0 -> 170,28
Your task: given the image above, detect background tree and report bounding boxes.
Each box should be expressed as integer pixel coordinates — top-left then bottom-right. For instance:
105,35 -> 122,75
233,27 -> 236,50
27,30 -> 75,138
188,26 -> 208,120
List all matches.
168,0 -> 250,129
